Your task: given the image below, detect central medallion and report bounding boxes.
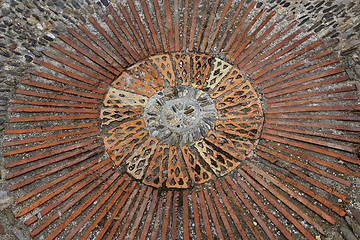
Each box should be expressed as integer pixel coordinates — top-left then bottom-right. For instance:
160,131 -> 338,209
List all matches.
100,53 -> 264,189
143,86 -> 217,147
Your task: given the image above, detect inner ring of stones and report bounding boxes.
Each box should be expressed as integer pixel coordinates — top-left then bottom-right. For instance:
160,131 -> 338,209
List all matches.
162,98 -> 200,132
143,86 -> 217,147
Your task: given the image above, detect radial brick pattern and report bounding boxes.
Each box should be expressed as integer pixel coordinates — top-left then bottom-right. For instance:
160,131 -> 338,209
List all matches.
2,0 -> 360,239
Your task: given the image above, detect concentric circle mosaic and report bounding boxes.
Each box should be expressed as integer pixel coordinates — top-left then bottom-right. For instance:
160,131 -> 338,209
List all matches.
101,53 -> 263,189
1,0 -> 360,239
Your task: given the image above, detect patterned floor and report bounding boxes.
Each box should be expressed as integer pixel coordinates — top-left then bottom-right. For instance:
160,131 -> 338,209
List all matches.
3,0 -> 360,239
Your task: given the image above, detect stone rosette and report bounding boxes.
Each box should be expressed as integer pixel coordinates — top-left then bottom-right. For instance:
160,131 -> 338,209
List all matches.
101,53 -> 264,189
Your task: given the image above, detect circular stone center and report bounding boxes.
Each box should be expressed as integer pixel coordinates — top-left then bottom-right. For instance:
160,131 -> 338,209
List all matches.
143,86 -> 217,147
161,98 -> 200,132
100,53 -> 264,189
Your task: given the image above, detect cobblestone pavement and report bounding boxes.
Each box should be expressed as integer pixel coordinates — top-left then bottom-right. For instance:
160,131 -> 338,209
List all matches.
0,0 -> 360,239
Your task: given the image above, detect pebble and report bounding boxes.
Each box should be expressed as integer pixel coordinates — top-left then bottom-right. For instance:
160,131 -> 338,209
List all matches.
340,226 -> 358,240
24,55 -> 33,63
11,225 -> 28,240
299,17 -> 309,26
350,208 -> 360,223
0,49 -> 10,58
43,35 -> 54,41
55,1 -> 66,9
63,14 -> 75,24
1,9 -> 10,16
36,23 -> 43,30
16,4 -> 25,12
0,221 -> 5,235
0,191 -> 7,199
45,32 -> 55,39
324,5 -> 338,13
341,47 -> 358,56
30,49 -> 42,58
51,29 -> 59,35
4,208 -> 15,225
35,46 -> 44,52
2,16 -> 11,25
345,216 -> 360,237
354,24 -> 360,32
256,2 -> 263,8
6,71 -> 23,76
325,38 -> 340,47
5,79 -> 17,86
101,0 -> 109,6
0,199 -> 10,210
314,24 -> 325,32
355,65 -> 360,77
8,44 -> 16,50
349,39 -> 360,46
346,33 -> 356,39
72,0 -> 80,9
10,50 -> 21,56
8,62 -> 19,67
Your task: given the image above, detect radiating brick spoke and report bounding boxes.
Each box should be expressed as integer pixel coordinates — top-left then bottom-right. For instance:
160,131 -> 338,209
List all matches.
3,1 -> 358,239
125,1 -> 156,55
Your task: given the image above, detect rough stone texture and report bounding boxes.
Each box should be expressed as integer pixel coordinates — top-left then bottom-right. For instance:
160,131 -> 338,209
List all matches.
0,0 -> 358,239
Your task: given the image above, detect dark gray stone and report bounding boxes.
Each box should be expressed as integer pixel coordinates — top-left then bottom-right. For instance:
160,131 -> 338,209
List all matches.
340,226 -> 358,240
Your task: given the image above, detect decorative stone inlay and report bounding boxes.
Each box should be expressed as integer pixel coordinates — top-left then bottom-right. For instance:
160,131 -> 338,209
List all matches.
101,53 -> 264,189
2,1 -> 359,239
